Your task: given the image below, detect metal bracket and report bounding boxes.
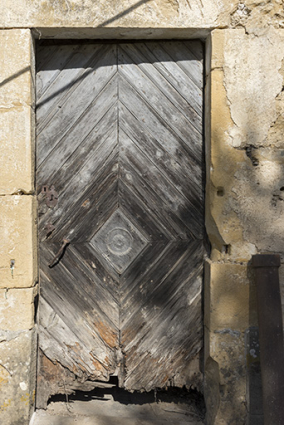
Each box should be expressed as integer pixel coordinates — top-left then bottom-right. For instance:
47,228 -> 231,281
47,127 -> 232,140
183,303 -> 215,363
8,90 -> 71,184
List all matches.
44,223 -> 55,238
48,239 -> 70,268
41,185 -> 58,208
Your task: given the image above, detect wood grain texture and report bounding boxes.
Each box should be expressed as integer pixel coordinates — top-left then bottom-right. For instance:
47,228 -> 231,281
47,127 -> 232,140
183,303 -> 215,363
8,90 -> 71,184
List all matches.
36,41 -> 204,406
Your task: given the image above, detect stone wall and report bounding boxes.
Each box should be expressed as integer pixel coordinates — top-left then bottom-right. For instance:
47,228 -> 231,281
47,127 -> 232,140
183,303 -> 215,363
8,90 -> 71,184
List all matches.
205,27 -> 284,424
0,1 -> 284,424
0,30 -> 38,425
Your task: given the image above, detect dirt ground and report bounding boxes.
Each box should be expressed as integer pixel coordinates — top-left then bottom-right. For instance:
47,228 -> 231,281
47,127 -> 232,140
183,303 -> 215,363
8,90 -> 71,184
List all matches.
30,387 -> 205,425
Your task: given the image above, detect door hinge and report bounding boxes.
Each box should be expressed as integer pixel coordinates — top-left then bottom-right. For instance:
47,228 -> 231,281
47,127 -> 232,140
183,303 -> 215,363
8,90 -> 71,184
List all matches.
41,185 -> 58,208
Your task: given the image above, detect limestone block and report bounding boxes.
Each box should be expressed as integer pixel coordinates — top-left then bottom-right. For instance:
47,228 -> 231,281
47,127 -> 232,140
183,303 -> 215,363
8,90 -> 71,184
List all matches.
223,28 -> 284,149
207,29 -> 284,259
0,328 -> 36,425
0,0 -> 227,29
239,1 -> 284,33
230,148 -> 284,253
0,29 -> 33,107
206,31 -> 284,260
211,30 -> 225,70
3,0 -> 282,31
206,66 -> 248,253
205,262 -> 257,332
204,327 -> 247,425
0,195 -> 37,288
0,287 -> 37,331
0,106 -> 34,195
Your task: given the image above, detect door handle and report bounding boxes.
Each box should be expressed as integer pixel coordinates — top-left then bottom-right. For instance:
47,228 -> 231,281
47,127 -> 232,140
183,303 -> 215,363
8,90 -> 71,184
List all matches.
48,238 -> 70,268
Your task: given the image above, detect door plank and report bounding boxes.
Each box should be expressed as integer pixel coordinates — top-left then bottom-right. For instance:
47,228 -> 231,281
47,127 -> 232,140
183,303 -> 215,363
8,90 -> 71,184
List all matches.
37,44 -> 117,166
119,103 -> 203,209
118,76 -> 202,165
120,130 -> 203,239
118,43 -> 202,132
37,80 -> 118,187
118,46 -> 202,145
131,42 -> 202,115
36,41 -> 204,404
37,44 -> 105,122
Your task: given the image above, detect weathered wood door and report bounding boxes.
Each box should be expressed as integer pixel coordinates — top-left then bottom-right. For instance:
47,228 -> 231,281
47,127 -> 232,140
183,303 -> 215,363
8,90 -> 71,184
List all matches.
36,41 -> 204,407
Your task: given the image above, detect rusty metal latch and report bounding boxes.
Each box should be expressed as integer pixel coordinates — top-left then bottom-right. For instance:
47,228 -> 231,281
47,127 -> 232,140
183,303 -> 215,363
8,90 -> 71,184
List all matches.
48,239 -> 70,268
41,185 -> 58,208
44,223 -> 55,238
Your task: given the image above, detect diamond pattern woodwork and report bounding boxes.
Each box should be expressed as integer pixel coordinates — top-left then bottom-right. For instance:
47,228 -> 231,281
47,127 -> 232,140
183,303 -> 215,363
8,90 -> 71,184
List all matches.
90,209 -> 148,274
36,41 -> 204,406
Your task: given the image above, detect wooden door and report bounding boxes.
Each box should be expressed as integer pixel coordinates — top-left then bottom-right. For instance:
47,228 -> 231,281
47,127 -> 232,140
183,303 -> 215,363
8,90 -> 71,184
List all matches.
36,41 -> 204,407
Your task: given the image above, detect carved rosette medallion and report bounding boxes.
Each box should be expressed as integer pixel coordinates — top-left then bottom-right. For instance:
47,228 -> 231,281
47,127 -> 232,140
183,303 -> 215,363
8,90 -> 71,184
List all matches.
90,209 -> 148,274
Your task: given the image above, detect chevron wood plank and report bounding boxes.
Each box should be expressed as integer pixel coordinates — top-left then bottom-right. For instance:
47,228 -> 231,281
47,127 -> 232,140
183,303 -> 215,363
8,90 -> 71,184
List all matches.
118,43 -> 202,133
37,44 -> 103,122
118,76 -> 202,165
37,78 -> 118,186
122,246 -> 203,330
119,130 -> 203,239
40,247 -> 119,362
36,44 -> 76,98
119,157 -> 191,239
120,240 -> 200,331
118,181 -> 172,241
36,41 -> 204,404
120,240 -> 169,305
40,244 -> 119,333
38,298 -> 114,379
36,44 -> 117,132
73,242 -> 120,296
119,103 -> 203,208
39,286 -> 118,377
157,41 -> 203,89
56,177 -> 119,244
65,244 -> 120,327
183,40 -> 204,61
37,106 -> 118,216
118,47 -> 202,145
37,44 -> 59,72
133,42 -> 202,116
78,238 -> 121,284
38,128 -> 118,239
37,44 -> 117,166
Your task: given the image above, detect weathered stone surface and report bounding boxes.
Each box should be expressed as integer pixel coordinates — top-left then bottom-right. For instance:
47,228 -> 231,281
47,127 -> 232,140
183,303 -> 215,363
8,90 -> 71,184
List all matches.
245,327 -> 263,419
1,0 -> 281,32
231,0 -> 284,32
204,261 -> 259,424
0,29 -> 33,107
0,106 -> 34,195
0,328 -> 36,425
229,148 -> 284,252
208,28 -> 284,261
205,262 -> 257,332
204,356 -> 220,425
204,328 -> 247,425
0,195 -> 37,288
0,29 -> 34,195
0,286 -> 37,331
205,61 -> 250,258
0,0 -> 222,29
223,28 -> 284,149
